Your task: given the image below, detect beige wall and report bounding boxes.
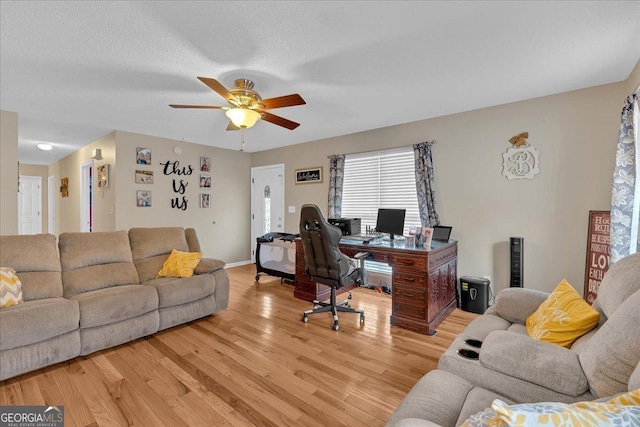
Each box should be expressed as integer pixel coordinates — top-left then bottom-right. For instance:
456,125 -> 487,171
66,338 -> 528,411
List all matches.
50,132 -> 116,233
0,110 -> 19,235
113,131 -> 251,263
18,164 -> 49,233
252,82 -> 627,295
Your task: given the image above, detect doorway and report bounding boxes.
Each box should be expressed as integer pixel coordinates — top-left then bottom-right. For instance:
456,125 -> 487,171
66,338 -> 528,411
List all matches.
48,175 -> 55,234
251,164 -> 285,262
18,175 -> 42,235
80,161 -> 93,232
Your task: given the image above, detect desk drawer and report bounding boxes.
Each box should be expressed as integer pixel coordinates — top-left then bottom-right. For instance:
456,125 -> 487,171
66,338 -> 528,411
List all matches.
394,285 -> 426,304
390,254 -> 426,270
393,301 -> 426,320
393,271 -> 427,287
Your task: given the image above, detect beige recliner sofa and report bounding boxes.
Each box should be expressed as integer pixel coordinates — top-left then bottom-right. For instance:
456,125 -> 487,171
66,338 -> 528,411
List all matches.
387,252 -> 640,427
0,227 -> 229,381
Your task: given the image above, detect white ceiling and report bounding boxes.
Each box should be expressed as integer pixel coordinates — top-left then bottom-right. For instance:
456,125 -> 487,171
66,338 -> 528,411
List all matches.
1,1 -> 639,165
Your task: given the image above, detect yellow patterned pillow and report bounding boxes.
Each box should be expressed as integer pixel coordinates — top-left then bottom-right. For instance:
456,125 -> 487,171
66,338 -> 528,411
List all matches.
156,249 -> 202,278
462,388 -> 640,427
525,279 -> 600,348
1,267 -> 24,308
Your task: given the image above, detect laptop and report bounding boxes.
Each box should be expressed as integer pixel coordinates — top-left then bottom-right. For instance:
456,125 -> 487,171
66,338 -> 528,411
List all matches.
432,226 -> 452,242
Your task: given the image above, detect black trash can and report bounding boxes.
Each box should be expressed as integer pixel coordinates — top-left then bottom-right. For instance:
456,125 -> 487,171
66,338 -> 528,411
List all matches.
459,276 -> 490,314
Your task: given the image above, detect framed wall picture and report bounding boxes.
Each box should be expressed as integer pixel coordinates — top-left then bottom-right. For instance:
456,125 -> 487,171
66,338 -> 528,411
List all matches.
200,193 -> 211,208
200,174 -> 211,189
136,190 -> 152,207
583,210 -> 610,304
97,164 -> 110,188
135,170 -> 154,184
200,157 -> 211,172
295,167 -> 323,184
136,147 -> 152,165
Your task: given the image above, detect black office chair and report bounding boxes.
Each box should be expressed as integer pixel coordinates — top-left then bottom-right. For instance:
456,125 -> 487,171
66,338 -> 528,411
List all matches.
299,204 -> 368,330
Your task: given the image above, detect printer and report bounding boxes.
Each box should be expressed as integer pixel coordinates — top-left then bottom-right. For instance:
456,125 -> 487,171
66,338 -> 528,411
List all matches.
328,218 -> 362,236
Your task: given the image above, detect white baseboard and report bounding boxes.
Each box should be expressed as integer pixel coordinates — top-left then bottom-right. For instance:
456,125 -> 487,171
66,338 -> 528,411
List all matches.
226,260 -> 253,268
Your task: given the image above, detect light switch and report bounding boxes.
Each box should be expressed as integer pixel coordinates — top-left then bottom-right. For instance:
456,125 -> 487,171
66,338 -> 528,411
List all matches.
288,206 -> 296,213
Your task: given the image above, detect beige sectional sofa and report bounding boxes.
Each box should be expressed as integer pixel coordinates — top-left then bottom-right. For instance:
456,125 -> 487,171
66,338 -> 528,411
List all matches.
387,252 -> 640,427
0,227 -> 229,381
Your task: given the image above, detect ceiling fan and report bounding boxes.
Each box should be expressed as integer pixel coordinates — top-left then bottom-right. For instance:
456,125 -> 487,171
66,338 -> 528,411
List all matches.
170,77 -> 306,131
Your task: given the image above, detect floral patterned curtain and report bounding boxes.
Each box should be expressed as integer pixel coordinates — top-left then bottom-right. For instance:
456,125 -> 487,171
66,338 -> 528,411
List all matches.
328,154 -> 345,218
413,141 -> 440,227
610,94 -> 639,264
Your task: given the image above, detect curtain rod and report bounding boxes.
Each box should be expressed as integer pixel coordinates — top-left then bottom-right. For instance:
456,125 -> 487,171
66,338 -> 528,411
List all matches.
326,141 -> 435,158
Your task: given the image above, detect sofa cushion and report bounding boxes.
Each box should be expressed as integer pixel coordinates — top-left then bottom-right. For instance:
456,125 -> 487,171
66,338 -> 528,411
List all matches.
525,280 -> 600,348
70,284 -> 158,329
480,330 -> 588,396
0,234 -> 63,300
386,370 -> 475,427
156,249 -> 202,278
580,289 -> 640,398
59,231 -> 140,298
129,227 -> 190,283
142,274 -> 215,309
456,387 -> 514,427
596,252 -> 640,318
194,258 -> 226,274
460,313 -> 511,341
1,267 -> 23,308
494,288 -> 549,325
0,298 -> 79,350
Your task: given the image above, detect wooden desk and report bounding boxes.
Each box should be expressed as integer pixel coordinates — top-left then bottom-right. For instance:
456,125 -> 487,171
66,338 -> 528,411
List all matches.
294,238 -> 458,335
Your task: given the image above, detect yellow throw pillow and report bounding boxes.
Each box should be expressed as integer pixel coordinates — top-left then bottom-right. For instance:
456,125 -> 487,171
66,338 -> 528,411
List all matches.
156,249 -> 202,279
1,267 -> 24,308
525,279 -> 600,348
461,388 -> 640,427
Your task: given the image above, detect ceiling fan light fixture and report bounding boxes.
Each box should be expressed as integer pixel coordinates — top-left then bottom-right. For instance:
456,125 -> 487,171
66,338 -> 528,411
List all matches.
225,108 -> 261,128
37,143 -> 53,151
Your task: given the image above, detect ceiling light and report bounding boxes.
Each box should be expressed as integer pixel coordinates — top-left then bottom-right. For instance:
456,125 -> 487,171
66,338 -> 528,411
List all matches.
37,143 -> 53,151
225,108 -> 261,129
91,149 -> 103,160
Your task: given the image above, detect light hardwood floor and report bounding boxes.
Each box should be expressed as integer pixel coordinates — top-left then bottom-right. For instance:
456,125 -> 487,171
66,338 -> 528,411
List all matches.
0,265 -> 477,427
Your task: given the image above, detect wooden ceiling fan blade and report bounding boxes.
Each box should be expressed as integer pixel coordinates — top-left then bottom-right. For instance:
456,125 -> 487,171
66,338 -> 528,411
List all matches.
226,121 -> 241,131
261,112 -> 300,130
169,104 -> 225,109
260,94 -> 306,110
197,77 -> 237,103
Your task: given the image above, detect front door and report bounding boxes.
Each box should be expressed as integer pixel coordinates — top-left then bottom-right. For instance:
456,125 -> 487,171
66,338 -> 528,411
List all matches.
18,176 -> 42,235
251,164 -> 285,262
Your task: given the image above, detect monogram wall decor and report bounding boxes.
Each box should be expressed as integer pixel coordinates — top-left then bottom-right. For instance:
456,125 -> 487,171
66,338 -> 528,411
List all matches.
502,132 -> 540,180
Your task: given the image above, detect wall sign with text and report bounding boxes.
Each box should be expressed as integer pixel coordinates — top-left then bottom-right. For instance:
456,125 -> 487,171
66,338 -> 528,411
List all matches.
583,210 -> 610,305
295,167 -> 323,184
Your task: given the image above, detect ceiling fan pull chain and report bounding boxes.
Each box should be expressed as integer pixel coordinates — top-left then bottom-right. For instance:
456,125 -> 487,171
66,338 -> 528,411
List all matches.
240,128 -> 245,152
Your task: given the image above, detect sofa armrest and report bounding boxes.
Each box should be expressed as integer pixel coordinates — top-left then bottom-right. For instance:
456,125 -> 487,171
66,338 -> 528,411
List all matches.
480,331 -> 588,396
194,258 -> 226,274
494,288 -> 549,324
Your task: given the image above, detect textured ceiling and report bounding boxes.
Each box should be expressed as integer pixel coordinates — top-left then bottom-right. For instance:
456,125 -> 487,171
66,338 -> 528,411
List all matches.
1,1 -> 639,165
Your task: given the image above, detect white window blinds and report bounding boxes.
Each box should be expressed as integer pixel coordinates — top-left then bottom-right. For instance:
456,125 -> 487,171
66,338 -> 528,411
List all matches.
341,147 -> 420,235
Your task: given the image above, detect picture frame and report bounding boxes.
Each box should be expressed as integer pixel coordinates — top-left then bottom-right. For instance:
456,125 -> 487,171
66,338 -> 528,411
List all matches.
60,177 -> 69,198
200,174 -> 211,189
136,190 -> 152,207
97,164 -> 110,188
200,193 -> 211,208
200,157 -> 211,172
295,166 -> 323,184
135,170 -> 154,184
136,147 -> 152,165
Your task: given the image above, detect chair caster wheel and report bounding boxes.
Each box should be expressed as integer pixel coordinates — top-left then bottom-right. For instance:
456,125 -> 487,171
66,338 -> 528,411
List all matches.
332,323 -> 339,331
348,293 -> 352,300
301,315 -> 308,323
255,275 -> 260,281
360,315 -> 365,323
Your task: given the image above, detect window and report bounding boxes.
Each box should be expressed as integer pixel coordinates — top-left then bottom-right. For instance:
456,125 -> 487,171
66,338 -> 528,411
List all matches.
264,185 -> 271,234
341,147 -> 420,275
341,147 -> 420,234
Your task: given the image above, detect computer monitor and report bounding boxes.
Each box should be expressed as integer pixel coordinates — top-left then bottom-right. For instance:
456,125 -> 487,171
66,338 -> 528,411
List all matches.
376,208 -> 406,240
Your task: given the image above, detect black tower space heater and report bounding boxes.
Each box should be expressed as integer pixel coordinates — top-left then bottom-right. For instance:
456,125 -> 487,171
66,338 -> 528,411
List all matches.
510,237 -> 523,287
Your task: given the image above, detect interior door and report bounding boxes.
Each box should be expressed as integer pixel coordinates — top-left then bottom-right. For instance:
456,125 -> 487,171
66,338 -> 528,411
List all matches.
80,161 -> 93,232
251,164 -> 285,262
18,176 -> 42,235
